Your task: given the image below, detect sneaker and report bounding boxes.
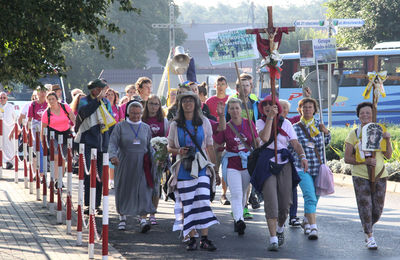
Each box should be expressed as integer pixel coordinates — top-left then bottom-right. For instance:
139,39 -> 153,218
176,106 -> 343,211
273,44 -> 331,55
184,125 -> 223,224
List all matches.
186,237 -> 197,251
268,242 -> 279,251
235,220 -> 246,235
96,207 -> 103,215
308,228 -> 318,240
118,220 -> 126,231
366,237 -> 378,250
109,180 -> 114,189
6,162 -> 13,169
139,219 -> 151,233
200,238 -> 217,251
220,195 -> 231,205
277,231 -> 285,246
248,195 -> 260,209
289,217 -> 301,227
243,207 -> 253,220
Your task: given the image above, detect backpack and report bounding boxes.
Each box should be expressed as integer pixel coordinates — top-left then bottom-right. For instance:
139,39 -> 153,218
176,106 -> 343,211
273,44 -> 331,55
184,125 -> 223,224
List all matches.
46,102 -> 72,144
47,102 -> 69,125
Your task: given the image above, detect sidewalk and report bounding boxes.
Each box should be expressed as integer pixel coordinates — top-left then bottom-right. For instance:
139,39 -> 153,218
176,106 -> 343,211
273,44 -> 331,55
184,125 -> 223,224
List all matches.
0,168 -> 123,260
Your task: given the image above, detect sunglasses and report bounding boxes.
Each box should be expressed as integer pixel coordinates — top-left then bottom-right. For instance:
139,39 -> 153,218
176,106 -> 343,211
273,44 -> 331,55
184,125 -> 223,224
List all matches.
0,97 -> 7,99
262,101 -> 274,106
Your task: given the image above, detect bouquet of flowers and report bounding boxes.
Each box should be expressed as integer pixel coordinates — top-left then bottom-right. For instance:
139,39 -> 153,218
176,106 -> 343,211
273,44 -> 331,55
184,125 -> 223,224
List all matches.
150,137 -> 169,176
292,71 -> 305,87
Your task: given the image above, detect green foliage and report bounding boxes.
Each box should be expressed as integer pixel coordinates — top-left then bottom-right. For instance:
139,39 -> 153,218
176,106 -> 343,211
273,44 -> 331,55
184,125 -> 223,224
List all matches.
62,0 -> 186,90
326,127 -> 351,161
0,0 -> 138,88
325,0 -> 400,49
385,139 -> 400,163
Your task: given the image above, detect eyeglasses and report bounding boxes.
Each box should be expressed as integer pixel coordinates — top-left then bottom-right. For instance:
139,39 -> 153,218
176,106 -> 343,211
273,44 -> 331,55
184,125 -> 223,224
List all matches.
0,97 -> 7,99
148,102 -> 160,106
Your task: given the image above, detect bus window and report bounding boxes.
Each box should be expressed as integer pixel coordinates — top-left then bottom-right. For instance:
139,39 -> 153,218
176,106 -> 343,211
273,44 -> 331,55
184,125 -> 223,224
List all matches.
335,57 -> 368,87
280,59 -> 300,88
380,55 -> 400,85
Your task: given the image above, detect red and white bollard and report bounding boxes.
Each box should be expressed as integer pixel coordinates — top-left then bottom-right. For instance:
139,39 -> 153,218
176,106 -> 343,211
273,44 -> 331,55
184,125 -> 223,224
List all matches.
23,120 -> 28,189
88,148 -> 97,259
42,128 -> 48,207
49,131 -> 55,214
56,134 -> 63,224
28,122 -> 34,194
0,113 -> 3,179
102,153 -> 109,260
14,118 -> 19,183
35,127 -> 41,201
76,143 -> 85,246
66,138 -> 73,234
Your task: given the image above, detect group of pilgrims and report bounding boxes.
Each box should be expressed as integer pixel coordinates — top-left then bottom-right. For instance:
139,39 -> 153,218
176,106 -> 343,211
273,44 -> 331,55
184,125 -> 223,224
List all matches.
0,73 -> 392,252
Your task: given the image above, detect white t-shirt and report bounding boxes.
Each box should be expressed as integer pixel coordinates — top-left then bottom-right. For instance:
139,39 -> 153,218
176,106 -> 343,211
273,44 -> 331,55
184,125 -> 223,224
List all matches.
21,102 -> 31,116
256,118 -> 297,163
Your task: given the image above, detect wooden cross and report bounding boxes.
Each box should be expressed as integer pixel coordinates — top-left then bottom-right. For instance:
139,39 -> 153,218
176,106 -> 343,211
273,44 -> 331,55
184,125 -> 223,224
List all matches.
246,6 -> 295,160
347,55 -> 400,192
246,6 -> 295,35
346,55 -> 400,121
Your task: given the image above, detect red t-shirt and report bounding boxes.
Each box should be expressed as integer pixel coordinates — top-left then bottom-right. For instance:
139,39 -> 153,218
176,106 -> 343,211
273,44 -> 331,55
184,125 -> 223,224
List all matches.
28,101 -> 48,121
143,117 -> 165,138
205,95 -> 229,120
213,118 -> 258,170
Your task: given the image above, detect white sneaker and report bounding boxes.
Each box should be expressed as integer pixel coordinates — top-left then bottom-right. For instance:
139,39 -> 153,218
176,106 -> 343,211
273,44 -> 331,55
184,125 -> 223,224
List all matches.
308,228 -> 318,240
139,219 -> 151,233
109,180 -> 114,189
366,237 -> 378,250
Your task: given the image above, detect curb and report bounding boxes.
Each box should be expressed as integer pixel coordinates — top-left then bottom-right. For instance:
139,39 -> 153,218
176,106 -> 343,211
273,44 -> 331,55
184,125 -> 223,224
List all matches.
333,173 -> 400,193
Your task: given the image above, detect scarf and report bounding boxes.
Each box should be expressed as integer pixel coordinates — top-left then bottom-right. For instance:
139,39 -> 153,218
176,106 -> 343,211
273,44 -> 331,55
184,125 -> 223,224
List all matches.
301,117 -> 320,138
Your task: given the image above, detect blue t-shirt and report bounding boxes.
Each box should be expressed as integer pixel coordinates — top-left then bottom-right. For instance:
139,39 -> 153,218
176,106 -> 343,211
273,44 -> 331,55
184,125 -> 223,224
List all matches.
177,120 -> 207,180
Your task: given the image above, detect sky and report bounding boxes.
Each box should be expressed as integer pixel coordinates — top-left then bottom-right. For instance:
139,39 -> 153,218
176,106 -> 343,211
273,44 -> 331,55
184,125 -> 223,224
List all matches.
175,0 -> 316,8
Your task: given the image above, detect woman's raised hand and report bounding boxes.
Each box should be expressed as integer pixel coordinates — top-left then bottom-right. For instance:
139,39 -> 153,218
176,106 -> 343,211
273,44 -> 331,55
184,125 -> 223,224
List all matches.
216,101 -> 225,117
267,105 -> 279,119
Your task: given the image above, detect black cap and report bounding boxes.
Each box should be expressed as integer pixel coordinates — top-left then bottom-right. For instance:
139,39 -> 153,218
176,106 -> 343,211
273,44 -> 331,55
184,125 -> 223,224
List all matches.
88,79 -> 107,90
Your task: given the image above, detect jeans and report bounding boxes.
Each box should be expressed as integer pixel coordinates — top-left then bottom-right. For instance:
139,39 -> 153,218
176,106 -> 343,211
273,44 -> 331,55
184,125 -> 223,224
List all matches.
298,170 -> 319,214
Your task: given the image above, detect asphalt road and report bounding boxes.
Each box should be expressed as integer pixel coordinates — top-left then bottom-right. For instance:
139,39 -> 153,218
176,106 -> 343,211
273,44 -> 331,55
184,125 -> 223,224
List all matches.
102,182 -> 400,260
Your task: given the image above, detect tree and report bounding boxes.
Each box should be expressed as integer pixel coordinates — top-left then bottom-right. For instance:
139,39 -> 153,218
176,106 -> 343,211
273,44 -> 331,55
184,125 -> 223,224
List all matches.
0,0 -> 138,87
62,0 -> 186,89
326,0 -> 400,49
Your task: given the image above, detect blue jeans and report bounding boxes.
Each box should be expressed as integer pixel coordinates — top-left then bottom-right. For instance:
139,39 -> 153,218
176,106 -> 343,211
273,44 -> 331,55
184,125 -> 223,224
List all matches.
298,171 -> 319,214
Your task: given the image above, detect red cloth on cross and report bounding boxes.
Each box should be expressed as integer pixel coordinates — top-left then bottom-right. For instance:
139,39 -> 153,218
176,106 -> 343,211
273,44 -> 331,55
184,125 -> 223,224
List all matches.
254,27 -> 289,58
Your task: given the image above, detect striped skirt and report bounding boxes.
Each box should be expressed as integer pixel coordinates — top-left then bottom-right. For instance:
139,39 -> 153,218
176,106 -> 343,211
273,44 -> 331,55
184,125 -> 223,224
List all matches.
173,175 -> 219,238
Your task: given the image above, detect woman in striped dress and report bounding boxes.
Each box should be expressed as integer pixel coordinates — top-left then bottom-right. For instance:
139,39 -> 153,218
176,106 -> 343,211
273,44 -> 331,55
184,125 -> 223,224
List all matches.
167,91 -> 220,251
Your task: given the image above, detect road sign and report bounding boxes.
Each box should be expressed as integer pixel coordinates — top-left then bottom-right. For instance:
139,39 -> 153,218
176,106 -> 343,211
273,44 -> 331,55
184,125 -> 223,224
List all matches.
294,20 -> 325,28
332,19 -> 364,27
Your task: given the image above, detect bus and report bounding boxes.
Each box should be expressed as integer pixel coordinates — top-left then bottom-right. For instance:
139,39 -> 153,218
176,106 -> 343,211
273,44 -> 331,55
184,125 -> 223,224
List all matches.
259,49 -> 400,126
1,75 -> 66,111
